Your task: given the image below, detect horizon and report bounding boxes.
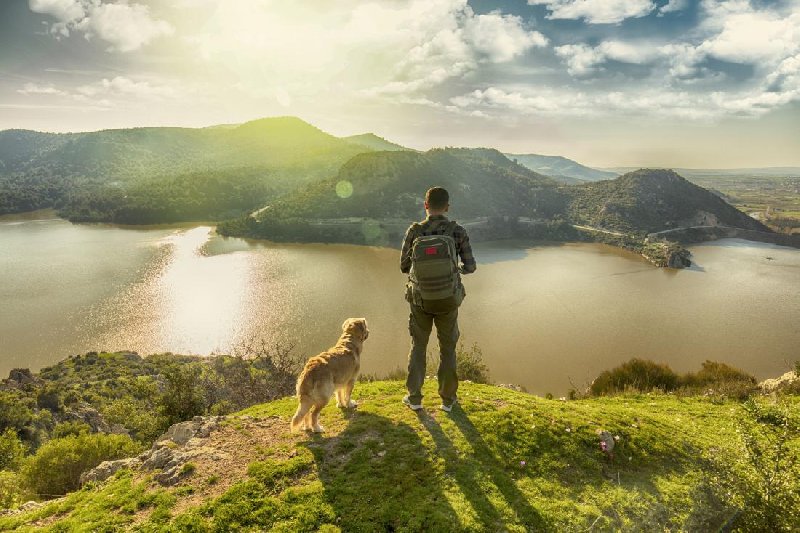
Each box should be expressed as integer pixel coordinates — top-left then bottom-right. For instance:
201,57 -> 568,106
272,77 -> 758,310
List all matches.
2,1 -> 800,167
3,113 -> 800,172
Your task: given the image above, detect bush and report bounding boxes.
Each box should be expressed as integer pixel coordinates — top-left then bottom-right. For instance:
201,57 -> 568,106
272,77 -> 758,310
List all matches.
590,358 -> 678,396
680,360 -> 757,399
21,433 -> 141,497
52,421 -> 91,439
0,429 -> 26,471
456,342 -> 492,384
710,398 -> 800,531
159,365 -> 207,425
0,471 -> 30,510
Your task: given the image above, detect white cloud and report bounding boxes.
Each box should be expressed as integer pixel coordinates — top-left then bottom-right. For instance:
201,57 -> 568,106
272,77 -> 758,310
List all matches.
17,83 -> 69,96
448,83 -> 797,119
87,3 -> 174,53
28,0 -> 173,52
75,76 -> 177,99
555,40 -> 660,75
464,10 -> 548,62
528,0 -> 656,24
184,0 -> 548,102
658,0 -> 688,15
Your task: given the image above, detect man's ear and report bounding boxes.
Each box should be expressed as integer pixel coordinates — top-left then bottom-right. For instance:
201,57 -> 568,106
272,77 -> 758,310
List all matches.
424,201 -> 429,210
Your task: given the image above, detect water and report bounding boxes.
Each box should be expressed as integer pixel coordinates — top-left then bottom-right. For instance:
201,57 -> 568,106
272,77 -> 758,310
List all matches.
1,215 -> 798,394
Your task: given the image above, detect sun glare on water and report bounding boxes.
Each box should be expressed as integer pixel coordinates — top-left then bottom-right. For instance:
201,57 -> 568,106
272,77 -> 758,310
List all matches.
157,227 -> 249,354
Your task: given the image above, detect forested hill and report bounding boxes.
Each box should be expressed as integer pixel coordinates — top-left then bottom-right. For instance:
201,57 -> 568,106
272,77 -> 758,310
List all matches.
219,147 -> 568,237
566,169 -> 772,234
0,117 -> 370,222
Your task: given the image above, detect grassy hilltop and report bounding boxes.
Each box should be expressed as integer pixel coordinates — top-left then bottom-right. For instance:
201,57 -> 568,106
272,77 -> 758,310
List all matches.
1,376 -> 798,532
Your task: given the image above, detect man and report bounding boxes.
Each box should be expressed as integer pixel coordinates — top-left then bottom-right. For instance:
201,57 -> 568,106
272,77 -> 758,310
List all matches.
400,186 -> 476,412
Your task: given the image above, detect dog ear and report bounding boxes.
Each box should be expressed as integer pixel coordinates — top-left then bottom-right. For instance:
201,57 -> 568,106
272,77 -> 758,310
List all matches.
341,318 -> 352,331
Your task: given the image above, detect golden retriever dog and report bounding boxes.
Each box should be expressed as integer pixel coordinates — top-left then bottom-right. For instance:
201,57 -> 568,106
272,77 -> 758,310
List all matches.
290,318 -> 369,433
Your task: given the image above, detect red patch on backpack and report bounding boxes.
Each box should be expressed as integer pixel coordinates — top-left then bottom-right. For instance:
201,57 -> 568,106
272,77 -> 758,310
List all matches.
425,246 -> 438,255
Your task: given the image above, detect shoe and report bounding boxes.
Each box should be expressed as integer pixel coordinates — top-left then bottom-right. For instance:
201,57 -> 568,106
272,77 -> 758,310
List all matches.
440,397 -> 458,412
402,395 -> 423,411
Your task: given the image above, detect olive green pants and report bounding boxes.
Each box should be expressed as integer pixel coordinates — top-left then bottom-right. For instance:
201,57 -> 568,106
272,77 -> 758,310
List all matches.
406,303 -> 459,406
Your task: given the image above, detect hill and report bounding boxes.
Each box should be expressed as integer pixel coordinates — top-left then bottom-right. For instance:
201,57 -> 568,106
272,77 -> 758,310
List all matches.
343,133 -> 409,152
507,153 -> 617,183
566,169 -> 771,234
0,117 -> 371,222
219,147 -> 570,244
2,379 -> 797,531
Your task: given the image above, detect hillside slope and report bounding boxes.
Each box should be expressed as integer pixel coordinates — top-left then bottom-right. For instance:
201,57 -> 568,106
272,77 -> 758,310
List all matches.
567,169 -> 771,234
3,380 -> 795,532
0,117 -> 371,220
343,133 -> 409,152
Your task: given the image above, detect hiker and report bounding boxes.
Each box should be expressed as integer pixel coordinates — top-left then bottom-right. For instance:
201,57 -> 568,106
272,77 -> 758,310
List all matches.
400,186 -> 476,412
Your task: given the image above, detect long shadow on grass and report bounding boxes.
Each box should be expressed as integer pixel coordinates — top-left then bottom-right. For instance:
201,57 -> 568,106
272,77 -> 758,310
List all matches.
304,411 -> 460,532
418,409 -> 551,531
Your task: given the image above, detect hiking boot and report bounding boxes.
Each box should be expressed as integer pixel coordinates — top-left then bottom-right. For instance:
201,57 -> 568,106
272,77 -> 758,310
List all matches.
402,395 -> 423,411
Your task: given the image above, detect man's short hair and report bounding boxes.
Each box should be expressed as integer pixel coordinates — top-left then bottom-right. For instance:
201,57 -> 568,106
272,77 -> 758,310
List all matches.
425,187 -> 449,210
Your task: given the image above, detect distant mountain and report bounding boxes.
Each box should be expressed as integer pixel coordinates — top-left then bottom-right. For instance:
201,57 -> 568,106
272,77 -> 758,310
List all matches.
606,167 -> 800,178
0,117 -> 372,220
506,153 -> 617,182
343,133 -> 409,152
567,169 -> 770,234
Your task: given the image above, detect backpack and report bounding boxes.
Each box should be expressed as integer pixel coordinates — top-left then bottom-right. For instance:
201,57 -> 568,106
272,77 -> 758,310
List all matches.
408,221 -> 464,310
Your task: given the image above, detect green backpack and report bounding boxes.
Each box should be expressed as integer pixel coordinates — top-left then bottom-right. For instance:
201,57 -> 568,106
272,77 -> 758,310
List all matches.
408,221 -> 464,309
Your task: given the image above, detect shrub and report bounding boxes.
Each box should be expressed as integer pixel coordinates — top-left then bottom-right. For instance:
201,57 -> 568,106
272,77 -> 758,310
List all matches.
0,471 -> 30,510
680,360 -> 758,399
52,421 -> 91,439
21,433 -> 141,497
102,398 -> 168,443
590,358 -> 678,396
0,429 -> 26,471
159,365 -> 207,425
456,342 -> 492,384
710,398 -> 800,531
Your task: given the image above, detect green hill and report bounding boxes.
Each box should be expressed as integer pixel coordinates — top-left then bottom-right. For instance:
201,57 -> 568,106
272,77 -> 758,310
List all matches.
1,380 -> 797,531
566,169 -> 771,234
343,133 -> 409,152
0,117 -> 371,222
218,147 -> 569,243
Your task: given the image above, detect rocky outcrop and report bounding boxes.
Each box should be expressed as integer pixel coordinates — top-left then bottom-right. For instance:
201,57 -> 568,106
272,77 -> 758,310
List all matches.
641,239 -> 692,268
80,416 -> 225,487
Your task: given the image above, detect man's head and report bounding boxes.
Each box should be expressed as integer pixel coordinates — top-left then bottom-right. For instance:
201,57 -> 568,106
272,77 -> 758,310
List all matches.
424,186 -> 449,215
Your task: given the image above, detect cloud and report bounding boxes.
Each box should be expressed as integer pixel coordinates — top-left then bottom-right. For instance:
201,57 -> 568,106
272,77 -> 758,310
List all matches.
28,0 -> 173,52
555,41 -> 660,75
448,83 -> 798,119
464,10 -> 548,62
658,0 -> 688,16
75,76 -> 177,99
527,0 -> 656,24
17,83 -> 69,96
87,3 -> 174,53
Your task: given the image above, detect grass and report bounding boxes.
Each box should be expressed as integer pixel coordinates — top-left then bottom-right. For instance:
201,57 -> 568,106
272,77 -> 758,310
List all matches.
1,380 -> 795,531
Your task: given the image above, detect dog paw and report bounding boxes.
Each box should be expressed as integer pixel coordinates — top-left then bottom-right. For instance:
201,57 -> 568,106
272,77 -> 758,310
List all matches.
347,400 -> 358,408
312,425 -> 325,433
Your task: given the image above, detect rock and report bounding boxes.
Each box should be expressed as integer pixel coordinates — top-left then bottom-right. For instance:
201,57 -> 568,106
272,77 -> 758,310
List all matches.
759,370 -> 799,391
8,368 -> 35,385
142,446 -> 174,470
80,458 -> 142,485
156,416 -> 221,446
61,403 -> 110,433
19,501 -> 43,512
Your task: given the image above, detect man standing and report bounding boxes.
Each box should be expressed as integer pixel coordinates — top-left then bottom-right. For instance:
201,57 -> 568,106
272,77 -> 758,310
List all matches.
400,186 -> 476,412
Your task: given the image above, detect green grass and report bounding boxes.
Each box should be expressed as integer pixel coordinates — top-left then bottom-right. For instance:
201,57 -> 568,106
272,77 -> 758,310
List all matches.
1,381 -> 795,531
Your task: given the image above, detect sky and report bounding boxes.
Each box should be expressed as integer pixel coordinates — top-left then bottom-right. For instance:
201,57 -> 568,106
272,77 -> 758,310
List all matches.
0,0 -> 799,168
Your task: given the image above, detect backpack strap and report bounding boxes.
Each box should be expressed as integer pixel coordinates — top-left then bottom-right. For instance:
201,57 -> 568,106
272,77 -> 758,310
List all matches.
444,220 -> 457,237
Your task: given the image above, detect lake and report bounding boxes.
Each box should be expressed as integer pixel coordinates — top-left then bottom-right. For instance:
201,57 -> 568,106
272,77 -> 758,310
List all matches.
1,214 -> 798,394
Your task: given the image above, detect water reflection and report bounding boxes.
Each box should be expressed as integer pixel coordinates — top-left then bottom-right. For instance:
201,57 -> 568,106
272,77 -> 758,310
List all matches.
1,217 -> 799,395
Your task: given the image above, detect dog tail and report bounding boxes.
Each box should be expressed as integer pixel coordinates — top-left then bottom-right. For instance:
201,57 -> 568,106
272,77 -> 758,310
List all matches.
290,396 -> 313,433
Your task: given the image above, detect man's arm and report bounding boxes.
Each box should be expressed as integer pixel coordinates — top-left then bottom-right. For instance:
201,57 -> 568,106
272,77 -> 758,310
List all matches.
400,225 -> 416,273
457,227 -> 476,274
